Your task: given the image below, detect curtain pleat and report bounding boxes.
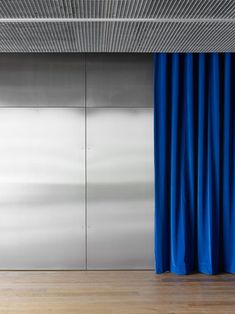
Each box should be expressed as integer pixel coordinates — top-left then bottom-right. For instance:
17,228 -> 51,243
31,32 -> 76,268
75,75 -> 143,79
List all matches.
222,53 -> 235,273
154,53 -> 235,275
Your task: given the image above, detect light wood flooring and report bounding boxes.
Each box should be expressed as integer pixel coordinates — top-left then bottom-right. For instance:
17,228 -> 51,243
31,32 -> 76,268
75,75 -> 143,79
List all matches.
0,271 -> 234,313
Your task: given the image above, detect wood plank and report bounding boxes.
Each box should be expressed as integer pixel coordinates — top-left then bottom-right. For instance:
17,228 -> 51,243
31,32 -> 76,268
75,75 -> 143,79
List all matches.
0,271 -> 233,313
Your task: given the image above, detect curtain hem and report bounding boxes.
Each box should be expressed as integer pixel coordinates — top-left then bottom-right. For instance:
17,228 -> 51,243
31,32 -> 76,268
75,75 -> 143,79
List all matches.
155,264 -> 235,275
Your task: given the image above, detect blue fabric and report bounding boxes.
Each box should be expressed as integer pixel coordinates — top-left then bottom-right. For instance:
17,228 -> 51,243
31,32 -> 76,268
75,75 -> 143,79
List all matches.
154,53 -> 235,275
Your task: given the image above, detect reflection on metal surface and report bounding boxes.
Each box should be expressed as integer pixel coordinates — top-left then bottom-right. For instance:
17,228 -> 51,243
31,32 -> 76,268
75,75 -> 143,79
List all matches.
0,54 -> 85,107
0,109 -> 85,269
0,54 -> 154,270
86,54 -> 154,108
87,108 -> 154,269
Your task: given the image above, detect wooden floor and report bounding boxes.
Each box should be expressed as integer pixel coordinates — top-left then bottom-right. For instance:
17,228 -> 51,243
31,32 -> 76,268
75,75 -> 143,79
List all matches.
0,271 -> 234,313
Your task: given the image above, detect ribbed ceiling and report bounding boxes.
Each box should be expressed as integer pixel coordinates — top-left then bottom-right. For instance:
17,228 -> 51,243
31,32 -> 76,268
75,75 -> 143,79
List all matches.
0,0 -> 234,52
1,0 -> 235,19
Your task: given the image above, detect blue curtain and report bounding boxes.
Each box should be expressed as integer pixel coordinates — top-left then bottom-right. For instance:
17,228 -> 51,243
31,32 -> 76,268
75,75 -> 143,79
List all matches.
154,53 -> 235,275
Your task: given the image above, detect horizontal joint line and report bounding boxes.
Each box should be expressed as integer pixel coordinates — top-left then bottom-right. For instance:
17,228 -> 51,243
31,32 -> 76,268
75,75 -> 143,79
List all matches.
0,18 -> 234,23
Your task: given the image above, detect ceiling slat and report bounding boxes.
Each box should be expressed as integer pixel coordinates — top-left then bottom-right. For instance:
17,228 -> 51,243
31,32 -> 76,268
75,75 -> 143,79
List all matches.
0,1 -> 234,52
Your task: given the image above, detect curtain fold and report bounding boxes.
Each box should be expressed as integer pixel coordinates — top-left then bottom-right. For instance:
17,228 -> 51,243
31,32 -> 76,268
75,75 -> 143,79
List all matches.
154,53 -> 235,275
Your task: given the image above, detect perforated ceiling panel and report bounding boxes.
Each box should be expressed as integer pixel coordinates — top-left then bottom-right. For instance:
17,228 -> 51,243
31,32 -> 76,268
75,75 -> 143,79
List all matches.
0,0 -> 234,52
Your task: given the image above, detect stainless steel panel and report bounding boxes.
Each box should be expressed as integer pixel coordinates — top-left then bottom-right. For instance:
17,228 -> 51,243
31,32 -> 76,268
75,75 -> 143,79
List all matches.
0,108 -> 85,269
86,54 -> 154,108
0,54 -> 85,108
87,108 -> 154,269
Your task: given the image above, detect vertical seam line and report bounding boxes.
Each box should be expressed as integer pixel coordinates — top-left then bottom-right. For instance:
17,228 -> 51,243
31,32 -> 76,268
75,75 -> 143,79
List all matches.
84,53 -> 88,270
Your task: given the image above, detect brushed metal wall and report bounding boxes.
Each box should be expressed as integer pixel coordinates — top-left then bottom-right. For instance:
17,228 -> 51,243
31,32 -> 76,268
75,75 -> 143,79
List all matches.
86,54 -> 154,269
0,53 -> 154,270
86,54 -> 153,108
87,109 -> 154,269
0,54 -> 85,108
0,109 -> 85,269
